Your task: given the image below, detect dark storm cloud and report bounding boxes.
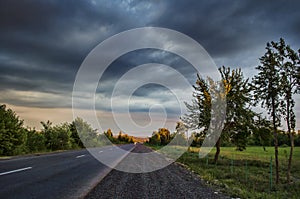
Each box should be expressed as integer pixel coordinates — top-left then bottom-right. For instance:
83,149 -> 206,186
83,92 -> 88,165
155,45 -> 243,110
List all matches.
0,0 -> 141,95
148,0 -> 300,66
0,0 -> 299,110
97,49 -> 196,93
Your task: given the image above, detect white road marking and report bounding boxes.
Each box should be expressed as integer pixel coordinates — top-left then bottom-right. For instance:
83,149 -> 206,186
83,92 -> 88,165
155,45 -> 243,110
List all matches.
0,167 -> 32,176
98,151 -> 103,153
76,155 -> 86,158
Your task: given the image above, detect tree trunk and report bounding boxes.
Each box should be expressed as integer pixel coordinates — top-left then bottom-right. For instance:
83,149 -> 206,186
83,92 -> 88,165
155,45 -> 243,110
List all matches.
286,96 -> 294,184
287,133 -> 294,183
272,97 -> 279,184
214,138 -> 221,163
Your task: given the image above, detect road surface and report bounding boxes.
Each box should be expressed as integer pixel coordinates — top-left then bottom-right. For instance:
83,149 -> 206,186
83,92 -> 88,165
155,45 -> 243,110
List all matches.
0,144 -> 135,199
1,144 -> 229,198
86,144 -> 229,199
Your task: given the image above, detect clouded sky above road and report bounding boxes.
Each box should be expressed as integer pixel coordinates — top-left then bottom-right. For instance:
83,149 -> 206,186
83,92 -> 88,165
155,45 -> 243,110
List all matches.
0,0 -> 299,135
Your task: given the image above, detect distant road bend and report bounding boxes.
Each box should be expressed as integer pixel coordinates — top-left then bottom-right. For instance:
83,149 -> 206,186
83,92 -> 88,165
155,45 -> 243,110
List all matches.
0,144 -> 228,199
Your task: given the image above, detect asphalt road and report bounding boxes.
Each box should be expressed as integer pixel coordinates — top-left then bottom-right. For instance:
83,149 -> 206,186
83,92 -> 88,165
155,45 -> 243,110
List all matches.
0,144 -> 135,199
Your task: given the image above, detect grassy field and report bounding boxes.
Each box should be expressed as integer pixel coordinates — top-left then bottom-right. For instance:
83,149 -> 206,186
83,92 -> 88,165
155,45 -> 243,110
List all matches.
177,146 -> 300,198
148,145 -> 300,198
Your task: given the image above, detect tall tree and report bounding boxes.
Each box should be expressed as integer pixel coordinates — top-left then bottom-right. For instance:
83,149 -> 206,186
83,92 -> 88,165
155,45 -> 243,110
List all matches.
219,66 -> 254,152
183,74 -> 211,131
69,120 -> 84,148
271,38 -> 300,183
71,117 -> 98,148
183,67 -> 252,162
41,120 -> 54,150
252,41 -> 282,184
181,75 -> 212,155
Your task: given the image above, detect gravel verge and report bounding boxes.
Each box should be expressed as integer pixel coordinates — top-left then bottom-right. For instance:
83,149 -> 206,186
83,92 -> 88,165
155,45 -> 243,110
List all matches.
85,144 -> 230,199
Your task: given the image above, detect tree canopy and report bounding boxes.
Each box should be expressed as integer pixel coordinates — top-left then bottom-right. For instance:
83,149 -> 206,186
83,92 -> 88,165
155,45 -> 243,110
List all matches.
182,66 -> 254,162
0,104 -> 26,155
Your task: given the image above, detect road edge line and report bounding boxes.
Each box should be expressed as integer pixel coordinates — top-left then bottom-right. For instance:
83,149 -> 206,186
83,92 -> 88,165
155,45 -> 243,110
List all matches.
0,167 -> 32,176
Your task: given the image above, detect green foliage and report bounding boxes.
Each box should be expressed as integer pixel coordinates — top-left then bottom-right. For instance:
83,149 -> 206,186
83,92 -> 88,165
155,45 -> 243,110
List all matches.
172,132 -> 188,146
102,129 -> 134,144
148,128 -> 171,146
248,117 -> 273,150
25,128 -> 46,152
69,121 -> 84,148
148,131 -> 161,145
162,121 -> 189,147
253,38 -> 300,183
245,130 -> 300,148
182,74 -> 211,131
273,38 -> 300,131
252,43 -> 282,123
71,117 -> 99,147
277,130 -> 291,147
40,121 -> 72,150
117,131 -> 133,143
252,40 -> 284,184
190,132 -> 204,147
0,104 -> 26,155
273,38 -> 300,183
219,66 -> 255,151
54,123 -> 72,150
183,66 -> 254,159
103,128 -> 117,143
0,105 -> 135,156
105,128 -> 113,139
159,128 -> 171,145
294,134 -> 300,146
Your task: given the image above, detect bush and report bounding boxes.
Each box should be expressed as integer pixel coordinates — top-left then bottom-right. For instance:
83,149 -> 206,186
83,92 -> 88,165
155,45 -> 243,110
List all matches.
26,129 -> 46,152
280,144 -> 289,148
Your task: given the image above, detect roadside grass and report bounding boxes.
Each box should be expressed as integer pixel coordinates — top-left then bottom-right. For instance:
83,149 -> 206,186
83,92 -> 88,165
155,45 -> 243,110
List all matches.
177,146 -> 300,199
146,144 -> 300,198
0,156 -> 11,160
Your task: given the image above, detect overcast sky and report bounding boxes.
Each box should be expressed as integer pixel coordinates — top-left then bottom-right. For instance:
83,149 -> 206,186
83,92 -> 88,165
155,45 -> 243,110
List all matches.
0,0 -> 299,136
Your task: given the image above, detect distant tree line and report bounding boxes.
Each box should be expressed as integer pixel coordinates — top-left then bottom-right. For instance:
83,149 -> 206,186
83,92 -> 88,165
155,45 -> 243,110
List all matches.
104,128 -> 134,144
147,123 -> 192,147
0,104 -> 133,156
147,128 -> 172,145
146,124 -> 300,148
